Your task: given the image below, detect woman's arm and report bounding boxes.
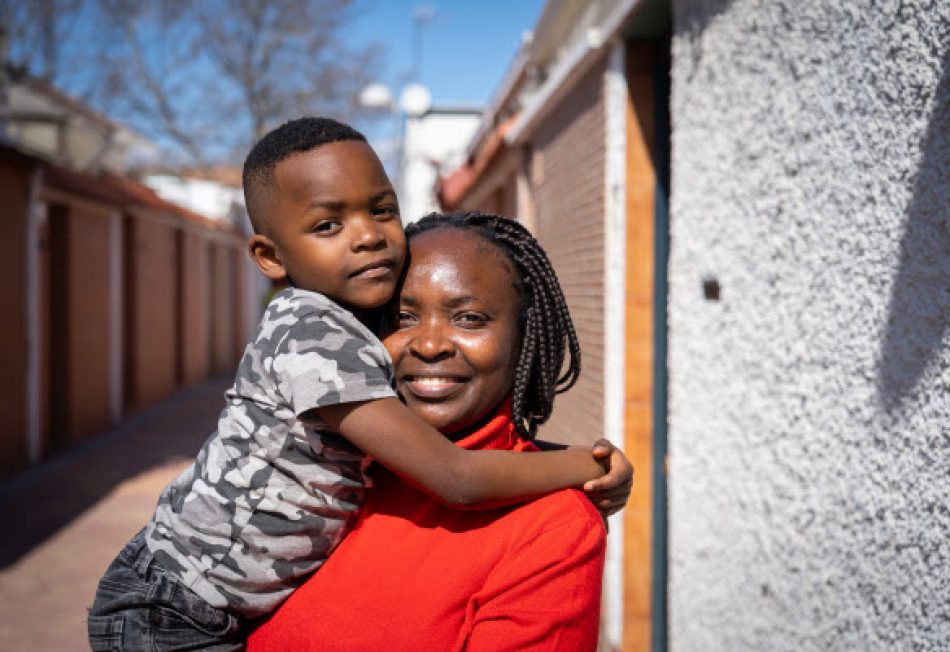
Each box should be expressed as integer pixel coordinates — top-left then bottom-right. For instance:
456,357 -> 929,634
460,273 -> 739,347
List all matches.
316,398 -> 606,508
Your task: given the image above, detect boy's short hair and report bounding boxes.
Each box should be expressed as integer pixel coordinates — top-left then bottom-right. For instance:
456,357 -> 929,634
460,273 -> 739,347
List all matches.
242,117 -> 368,234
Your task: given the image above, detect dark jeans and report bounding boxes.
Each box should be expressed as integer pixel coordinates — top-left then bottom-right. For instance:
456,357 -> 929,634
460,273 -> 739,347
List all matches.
88,529 -> 244,651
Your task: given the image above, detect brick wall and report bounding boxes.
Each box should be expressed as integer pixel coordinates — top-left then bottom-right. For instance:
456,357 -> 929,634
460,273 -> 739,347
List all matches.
457,148 -> 520,219
530,56 -> 608,446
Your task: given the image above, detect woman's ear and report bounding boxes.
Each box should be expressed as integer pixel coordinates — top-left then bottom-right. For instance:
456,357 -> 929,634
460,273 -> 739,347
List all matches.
248,234 -> 287,282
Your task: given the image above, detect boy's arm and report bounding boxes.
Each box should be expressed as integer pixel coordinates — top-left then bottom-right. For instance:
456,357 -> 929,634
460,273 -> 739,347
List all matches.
316,398 -> 606,508
587,439 -> 633,516
535,438 -> 634,517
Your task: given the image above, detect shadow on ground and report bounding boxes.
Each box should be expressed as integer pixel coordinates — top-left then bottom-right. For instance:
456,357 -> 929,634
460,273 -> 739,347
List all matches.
0,378 -> 228,569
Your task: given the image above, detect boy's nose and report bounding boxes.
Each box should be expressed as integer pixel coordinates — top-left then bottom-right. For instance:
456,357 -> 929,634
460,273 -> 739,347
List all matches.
351,216 -> 386,251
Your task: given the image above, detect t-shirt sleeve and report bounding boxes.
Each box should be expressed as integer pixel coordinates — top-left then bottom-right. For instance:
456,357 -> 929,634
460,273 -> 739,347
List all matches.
271,304 -> 396,416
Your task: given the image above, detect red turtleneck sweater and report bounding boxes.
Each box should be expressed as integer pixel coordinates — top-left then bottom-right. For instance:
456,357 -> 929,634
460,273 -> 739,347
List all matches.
247,404 -> 606,651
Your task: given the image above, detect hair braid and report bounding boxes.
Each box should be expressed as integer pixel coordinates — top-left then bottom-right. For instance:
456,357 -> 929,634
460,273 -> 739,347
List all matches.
511,305 -> 537,433
404,211 -> 581,438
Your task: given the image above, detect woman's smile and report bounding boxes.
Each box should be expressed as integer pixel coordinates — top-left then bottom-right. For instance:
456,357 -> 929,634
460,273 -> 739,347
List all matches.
401,375 -> 467,399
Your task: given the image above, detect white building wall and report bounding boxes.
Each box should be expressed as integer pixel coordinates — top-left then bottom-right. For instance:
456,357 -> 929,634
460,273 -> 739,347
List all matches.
667,1 -> 949,649
143,175 -> 243,225
401,110 -> 480,223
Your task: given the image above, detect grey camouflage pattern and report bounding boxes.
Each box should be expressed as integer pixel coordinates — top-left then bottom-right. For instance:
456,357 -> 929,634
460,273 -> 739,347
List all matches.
144,288 -> 395,618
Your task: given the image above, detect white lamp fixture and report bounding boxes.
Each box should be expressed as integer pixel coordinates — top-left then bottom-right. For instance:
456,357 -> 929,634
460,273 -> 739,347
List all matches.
358,83 -> 395,111
399,83 -> 432,118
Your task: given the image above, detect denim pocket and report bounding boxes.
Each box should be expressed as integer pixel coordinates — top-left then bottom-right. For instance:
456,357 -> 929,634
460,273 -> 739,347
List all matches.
93,529 -> 242,649
87,613 -> 123,651
148,566 -> 240,644
149,603 -> 236,640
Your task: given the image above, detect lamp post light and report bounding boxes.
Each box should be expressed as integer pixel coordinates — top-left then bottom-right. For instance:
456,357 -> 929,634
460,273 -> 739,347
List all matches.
357,83 -> 395,112
358,4 -> 436,220
399,83 -> 432,118
357,81 -> 432,214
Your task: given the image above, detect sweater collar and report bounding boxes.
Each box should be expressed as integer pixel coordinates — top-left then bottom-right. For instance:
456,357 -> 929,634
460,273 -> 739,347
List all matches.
452,398 -> 521,452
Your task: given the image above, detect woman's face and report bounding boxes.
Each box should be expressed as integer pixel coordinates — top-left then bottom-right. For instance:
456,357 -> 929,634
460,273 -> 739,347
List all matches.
383,228 -> 521,434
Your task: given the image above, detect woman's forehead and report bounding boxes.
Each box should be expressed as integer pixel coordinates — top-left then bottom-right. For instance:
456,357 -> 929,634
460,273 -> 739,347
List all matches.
409,228 -> 510,269
404,229 -> 517,295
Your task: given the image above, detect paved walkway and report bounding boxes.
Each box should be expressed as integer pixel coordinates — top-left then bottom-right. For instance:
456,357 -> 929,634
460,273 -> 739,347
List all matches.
0,377 -> 230,651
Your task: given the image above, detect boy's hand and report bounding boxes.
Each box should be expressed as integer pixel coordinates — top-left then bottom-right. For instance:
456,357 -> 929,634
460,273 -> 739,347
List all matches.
582,439 -> 633,517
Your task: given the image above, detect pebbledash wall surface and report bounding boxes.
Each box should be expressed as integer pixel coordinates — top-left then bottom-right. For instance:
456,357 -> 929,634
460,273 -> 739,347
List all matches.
667,1 -> 949,649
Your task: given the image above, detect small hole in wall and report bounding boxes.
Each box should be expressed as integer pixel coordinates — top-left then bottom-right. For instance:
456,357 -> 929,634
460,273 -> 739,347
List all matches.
702,277 -> 721,301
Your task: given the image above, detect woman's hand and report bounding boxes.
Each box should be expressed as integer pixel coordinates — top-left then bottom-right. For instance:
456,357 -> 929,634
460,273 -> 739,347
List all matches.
583,439 -> 633,517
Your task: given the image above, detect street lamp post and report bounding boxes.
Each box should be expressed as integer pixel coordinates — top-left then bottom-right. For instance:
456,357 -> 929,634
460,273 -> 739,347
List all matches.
358,81 -> 431,215
358,4 -> 436,220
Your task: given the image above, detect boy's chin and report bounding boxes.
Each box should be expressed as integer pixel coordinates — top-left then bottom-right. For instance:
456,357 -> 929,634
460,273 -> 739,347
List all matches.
339,293 -> 395,314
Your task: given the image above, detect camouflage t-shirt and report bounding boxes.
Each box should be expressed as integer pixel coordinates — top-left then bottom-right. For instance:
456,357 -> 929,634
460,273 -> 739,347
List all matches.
143,287 -> 396,618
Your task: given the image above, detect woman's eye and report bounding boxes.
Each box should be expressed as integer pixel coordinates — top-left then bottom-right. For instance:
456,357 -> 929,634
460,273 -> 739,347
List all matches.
456,313 -> 487,328
396,311 -> 416,326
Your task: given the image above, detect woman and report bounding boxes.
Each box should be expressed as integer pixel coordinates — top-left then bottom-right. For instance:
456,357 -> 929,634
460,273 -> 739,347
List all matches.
248,211 -> 631,651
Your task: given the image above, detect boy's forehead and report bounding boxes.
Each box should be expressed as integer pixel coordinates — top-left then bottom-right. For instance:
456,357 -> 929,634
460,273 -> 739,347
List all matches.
275,141 -> 385,180
270,142 -> 390,205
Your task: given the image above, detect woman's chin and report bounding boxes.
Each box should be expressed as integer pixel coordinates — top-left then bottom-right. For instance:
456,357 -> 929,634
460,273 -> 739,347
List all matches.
400,383 -> 510,438
409,405 -> 462,434
403,400 -> 471,435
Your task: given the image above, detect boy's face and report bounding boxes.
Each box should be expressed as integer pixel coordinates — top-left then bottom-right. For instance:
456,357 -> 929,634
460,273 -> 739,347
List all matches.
251,140 -> 406,313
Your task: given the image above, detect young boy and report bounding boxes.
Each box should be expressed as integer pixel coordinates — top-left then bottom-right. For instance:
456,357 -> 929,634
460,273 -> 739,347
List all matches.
88,117 -> 624,650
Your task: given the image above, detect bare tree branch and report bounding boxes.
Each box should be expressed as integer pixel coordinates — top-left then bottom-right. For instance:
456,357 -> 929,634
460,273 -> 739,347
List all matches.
112,10 -> 208,166
2,0 -> 382,167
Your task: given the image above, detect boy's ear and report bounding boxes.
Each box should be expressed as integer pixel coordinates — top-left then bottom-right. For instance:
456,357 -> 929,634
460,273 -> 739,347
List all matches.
248,234 -> 287,282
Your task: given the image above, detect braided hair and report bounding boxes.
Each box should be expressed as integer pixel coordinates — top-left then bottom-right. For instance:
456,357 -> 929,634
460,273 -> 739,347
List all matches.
404,211 -> 581,439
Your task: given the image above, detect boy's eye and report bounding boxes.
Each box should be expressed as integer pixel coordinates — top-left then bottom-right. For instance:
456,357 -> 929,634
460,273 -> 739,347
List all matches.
373,204 -> 399,219
312,220 -> 341,234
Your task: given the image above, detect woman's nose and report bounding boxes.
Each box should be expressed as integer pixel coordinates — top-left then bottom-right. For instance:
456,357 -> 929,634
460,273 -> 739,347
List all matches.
351,215 -> 386,251
408,322 -> 454,360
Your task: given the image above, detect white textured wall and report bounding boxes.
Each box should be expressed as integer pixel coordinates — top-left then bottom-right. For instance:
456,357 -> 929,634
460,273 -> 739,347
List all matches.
667,1 -> 949,650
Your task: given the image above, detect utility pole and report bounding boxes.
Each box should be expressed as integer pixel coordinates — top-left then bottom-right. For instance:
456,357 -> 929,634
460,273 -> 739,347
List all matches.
410,4 -> 435,82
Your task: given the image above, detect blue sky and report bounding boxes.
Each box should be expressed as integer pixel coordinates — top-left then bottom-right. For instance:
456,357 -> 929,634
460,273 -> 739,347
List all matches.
43,1 -> 547,163
350,1 -> 547,106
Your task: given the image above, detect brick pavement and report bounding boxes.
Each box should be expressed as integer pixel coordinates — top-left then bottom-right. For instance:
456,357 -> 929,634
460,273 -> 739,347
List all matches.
0,377 -> 230,652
